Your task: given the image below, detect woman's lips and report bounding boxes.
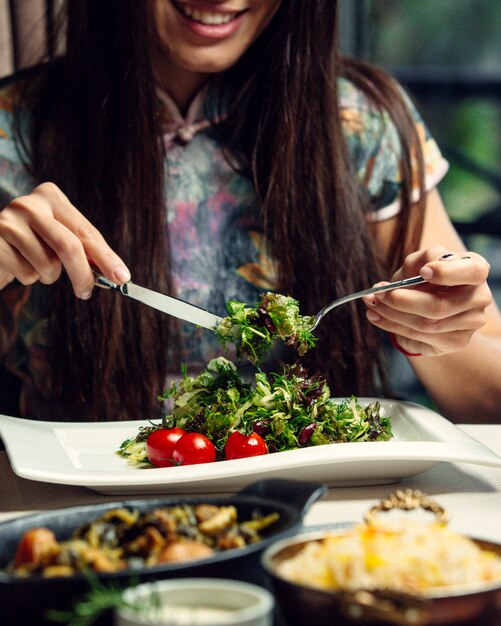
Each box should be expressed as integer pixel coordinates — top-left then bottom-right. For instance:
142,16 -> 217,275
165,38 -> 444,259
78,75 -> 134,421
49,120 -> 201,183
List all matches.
174,1 -> 246,38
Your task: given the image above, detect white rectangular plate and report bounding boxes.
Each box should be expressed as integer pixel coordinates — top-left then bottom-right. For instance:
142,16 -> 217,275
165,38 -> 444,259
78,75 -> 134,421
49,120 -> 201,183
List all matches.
1,399 -> 500,495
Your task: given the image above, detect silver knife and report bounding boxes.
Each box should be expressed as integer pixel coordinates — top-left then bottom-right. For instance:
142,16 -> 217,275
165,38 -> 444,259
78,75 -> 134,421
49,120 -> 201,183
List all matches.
93,270 -> 223,331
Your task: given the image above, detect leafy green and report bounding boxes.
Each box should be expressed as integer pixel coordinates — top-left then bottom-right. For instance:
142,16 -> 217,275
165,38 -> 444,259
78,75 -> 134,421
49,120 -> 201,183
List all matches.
215,292 -> 317,365
119,358 -> 393,462
117,415 -> 174,464
161,357 -> 253,450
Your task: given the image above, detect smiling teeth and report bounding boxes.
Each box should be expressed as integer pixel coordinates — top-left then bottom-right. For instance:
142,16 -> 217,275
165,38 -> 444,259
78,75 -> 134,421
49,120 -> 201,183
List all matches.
180,5 -> 236,25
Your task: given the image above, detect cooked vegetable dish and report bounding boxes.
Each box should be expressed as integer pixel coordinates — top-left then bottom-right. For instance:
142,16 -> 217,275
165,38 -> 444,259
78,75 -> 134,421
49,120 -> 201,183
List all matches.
9,504 -> 279,578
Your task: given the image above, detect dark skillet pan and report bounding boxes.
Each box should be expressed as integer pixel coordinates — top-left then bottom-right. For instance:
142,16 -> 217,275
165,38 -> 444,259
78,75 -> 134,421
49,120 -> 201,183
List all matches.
0,478 -> 326,626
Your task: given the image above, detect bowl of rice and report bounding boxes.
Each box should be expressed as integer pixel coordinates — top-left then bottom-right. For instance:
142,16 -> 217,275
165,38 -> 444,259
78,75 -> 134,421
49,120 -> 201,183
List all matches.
261,490 -> 501,625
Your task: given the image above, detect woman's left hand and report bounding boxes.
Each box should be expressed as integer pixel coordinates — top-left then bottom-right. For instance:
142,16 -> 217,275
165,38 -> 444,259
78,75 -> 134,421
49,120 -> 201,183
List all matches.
363,246 -> 492,357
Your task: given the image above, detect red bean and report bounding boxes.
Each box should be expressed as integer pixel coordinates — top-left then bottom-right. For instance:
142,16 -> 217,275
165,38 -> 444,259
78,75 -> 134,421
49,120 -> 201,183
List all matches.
298,422 -> 317,445
253,419 -> 271,436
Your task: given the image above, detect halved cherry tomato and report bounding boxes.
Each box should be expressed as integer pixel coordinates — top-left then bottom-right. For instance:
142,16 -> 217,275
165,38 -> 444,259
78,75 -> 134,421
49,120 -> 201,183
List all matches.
171,432 -> 216,466
224,431 -> 268,460
146,427 -> 186,467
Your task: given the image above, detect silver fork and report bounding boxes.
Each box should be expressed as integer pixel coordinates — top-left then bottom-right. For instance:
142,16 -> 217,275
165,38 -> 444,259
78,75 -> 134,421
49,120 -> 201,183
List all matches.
311,275 -> 426,330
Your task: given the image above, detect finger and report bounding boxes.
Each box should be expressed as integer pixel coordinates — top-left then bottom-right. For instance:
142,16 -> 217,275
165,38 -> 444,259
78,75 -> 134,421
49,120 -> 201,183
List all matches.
35,184 -> 131,284
419,251 -> 490,287
3,197 -> 91,296
365,309 -> 477,356
371,283 -> 491,320
395,330 -> 473,357
362,281 -> 390,308
366,299 -> 487,335
392,246 -> 489,285
29,216 -> 97,298
0,237 -> 43,285
10,184 -> 131,297
0,269 -> 15,290
362,278 -> 431,310
0,215 -> 63,285
392,246 -> 451,282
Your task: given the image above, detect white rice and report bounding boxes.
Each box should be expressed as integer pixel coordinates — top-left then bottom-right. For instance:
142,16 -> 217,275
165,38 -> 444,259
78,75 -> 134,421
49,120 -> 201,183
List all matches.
276,520 -> 501,595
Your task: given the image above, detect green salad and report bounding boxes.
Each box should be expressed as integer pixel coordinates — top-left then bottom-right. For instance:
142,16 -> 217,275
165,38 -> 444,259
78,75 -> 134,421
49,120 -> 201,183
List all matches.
119,291 -> 393,466
215,292 -> 317,364
119,357 -> 392,464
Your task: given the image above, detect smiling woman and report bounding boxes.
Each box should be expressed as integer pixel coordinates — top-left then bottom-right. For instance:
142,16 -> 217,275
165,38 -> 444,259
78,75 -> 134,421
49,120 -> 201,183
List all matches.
150,0 -> 282,110
0,0 -> 500,424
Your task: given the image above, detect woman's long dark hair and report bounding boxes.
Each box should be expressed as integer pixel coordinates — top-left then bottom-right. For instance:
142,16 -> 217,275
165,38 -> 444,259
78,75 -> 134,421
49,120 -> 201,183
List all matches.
15,0 -> 424,420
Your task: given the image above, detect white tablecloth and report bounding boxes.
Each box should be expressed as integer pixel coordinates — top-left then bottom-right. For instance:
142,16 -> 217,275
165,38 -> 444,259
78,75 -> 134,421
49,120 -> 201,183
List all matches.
303,424 -> 501,542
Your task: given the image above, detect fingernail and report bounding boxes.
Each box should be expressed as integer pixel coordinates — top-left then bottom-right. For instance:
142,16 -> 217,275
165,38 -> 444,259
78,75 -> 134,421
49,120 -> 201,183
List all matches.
375,292 -> 386,302
114,266 -> 131,283
366,310 -> 381,322
420,266 -> 433,280
80,290 -> 92,300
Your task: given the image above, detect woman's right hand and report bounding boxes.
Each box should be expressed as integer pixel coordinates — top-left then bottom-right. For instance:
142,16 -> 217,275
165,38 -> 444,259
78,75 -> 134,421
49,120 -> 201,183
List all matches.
0,182 -> 131,298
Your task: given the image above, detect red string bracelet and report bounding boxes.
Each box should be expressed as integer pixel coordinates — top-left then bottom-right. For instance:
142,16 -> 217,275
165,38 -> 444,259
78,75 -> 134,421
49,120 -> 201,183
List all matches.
389,333 -> 422,357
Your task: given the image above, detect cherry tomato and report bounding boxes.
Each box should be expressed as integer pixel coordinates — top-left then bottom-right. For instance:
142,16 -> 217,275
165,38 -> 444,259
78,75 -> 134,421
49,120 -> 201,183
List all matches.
146,427 -> 186,467
224,431 -> 268,460
171,432 -> 216,466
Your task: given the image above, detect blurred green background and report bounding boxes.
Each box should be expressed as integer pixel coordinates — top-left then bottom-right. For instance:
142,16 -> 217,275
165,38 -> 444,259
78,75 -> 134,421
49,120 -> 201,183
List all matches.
340,0 -> 501,406
364,0 -> 501,229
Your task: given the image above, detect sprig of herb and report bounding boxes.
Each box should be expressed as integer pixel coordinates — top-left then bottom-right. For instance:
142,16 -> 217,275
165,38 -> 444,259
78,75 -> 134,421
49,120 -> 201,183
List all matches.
45,572 -> 140,626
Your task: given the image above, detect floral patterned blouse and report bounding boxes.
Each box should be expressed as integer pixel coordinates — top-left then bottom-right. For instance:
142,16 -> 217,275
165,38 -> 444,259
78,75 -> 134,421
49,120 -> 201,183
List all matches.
0,72 -> 448,419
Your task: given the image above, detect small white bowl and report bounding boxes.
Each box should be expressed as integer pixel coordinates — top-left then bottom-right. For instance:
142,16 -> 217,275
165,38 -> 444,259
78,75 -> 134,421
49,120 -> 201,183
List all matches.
115,578 -> 275,626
